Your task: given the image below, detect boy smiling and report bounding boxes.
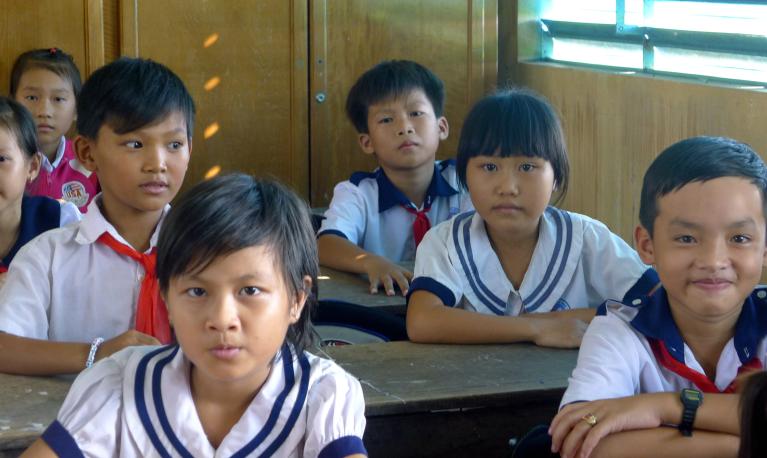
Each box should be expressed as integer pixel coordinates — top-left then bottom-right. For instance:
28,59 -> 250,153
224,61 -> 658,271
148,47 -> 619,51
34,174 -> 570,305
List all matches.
550,136 -> 767,458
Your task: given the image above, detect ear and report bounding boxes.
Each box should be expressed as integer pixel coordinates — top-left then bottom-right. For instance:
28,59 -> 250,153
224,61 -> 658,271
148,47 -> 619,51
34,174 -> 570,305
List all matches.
289,275 -> 313,324
26,152 -> 42,182
437,116 -> 449,141
358,133 -> 375,156
635,224 -> 656,265
73,135 -> 98,172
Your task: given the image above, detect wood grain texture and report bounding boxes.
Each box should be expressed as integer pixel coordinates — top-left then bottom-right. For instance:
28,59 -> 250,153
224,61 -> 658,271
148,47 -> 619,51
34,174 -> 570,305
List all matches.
121,0 -> 310,197
310,0 -> 498,205
322,341 -> 576,415
0,0 -> 98,91
513,62 -> 767,246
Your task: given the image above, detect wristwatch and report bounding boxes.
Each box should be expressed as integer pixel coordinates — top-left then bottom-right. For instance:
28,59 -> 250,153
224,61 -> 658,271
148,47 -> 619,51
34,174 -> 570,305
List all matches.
679,388 -> 703,436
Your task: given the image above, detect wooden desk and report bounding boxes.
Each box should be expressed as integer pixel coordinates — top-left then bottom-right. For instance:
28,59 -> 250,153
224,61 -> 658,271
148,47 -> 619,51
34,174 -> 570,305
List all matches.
317,265 -> 410,314
0,342 -> 577,457
0,374 -> 71,457
322,341 -> 578,457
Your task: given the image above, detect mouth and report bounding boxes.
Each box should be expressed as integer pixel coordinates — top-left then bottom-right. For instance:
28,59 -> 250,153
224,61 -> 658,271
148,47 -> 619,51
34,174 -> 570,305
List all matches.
139,181 -> 169,195
37,124 -> 55,132
492,204 -> 523,213
399,141 -> 418,150
210,345 -> 241,360
691,278 -> 733,292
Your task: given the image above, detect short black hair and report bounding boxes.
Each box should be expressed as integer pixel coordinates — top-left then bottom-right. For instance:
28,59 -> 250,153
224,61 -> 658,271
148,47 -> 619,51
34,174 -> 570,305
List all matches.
639,136 -> 767,236
0,96 -> 40,159
739,371 -> 767,458
157,173 -> 318,354
10,47 -> 82,98
456,88 -> 570,203
345,60 -> 445,133
77,57 -> 195,140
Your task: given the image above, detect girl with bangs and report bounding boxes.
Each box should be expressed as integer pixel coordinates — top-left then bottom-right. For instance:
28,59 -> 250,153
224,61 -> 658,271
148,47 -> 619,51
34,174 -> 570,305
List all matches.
406,88 -> 655,348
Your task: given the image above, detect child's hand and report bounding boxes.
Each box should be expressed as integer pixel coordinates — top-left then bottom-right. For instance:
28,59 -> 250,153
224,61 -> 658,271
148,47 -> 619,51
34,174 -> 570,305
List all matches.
549,394 -> 670,458
96,330 -> 161,361
360,255 -> 413,296
529,316 -> 588,348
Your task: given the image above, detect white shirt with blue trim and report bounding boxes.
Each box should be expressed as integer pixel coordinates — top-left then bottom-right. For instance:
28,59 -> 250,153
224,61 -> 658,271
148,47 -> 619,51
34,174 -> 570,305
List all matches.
318,160 -> 473,262
410,207 -> 654,315
41,344 -> 367,458
560,286 -> 767,407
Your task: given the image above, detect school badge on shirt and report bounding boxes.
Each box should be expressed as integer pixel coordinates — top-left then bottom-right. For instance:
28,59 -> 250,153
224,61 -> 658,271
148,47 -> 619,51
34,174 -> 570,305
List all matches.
61,181 -> 89,208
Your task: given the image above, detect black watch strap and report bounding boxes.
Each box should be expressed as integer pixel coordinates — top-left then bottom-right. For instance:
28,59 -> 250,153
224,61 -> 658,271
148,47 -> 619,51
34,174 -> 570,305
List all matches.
679,388 -> 703,436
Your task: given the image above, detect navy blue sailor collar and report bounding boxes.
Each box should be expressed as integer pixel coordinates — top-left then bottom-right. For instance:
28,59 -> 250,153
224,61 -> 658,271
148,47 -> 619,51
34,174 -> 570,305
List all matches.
629,285 -> 767,364
363,162 -> 458,213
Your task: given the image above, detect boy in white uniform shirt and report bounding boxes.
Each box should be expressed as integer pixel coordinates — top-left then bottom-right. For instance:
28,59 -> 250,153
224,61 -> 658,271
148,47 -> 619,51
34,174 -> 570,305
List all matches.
550,137 -> 765,458
318,60 -> 472,297
0,57 -> 194,375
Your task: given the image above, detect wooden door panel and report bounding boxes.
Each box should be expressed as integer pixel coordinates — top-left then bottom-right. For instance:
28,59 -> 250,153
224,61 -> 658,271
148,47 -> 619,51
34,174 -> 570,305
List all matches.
121,0 -> 309,197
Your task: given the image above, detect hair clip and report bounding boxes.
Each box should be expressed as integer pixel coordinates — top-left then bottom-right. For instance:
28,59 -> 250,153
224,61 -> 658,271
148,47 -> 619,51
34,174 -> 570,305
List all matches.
49,48 -> 58,55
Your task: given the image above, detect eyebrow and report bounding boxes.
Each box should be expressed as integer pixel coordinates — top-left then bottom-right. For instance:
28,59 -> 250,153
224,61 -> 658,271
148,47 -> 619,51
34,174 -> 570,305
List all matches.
182,272 -> 267,283
668,217 -> 758,230
20,86 -> 71,94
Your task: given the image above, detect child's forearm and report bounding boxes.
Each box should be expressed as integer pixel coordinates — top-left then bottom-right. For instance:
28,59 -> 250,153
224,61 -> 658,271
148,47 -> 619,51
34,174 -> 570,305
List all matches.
540,307 -> 597,323
654,392 -> 740,435
317,234 -> 374,274
408,292 -> 587,346
590,427 -> 738,458
407,291 -> 537,343
0,332 -> 90,375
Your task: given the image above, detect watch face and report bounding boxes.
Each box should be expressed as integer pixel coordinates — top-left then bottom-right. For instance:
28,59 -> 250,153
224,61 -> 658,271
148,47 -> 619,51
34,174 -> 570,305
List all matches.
682,388 -> 703,404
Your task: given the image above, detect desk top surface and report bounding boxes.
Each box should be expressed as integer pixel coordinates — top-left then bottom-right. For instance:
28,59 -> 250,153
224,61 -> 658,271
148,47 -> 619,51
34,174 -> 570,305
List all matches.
317,265 -> 410,312
321,341 -> 577,416
0,373 -> 71,450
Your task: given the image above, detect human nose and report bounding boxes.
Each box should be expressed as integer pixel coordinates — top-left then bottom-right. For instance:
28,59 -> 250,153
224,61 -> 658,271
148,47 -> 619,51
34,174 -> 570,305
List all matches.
206,295 -> 241,332
35,98 -> 52,118
496,169 -> 520,196
142,145 -> 168,173
697,238 -> 730,271
396,116 -> 415,136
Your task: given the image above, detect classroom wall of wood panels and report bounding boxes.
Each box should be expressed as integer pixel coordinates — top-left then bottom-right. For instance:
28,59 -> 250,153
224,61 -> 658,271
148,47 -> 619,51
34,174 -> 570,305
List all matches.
0,1 -> 498,204
501,2 -> 767,246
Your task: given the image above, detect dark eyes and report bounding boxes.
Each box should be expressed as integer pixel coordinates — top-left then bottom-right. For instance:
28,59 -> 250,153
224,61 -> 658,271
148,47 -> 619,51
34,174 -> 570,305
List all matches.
186,287 -> 206,297
241,286 -> 261,296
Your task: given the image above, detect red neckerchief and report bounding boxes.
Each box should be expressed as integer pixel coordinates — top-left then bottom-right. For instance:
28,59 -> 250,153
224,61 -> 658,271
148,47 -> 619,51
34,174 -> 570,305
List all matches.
649,338 -> 762,393
401,202 -> 432,247
96,232 -> 171,344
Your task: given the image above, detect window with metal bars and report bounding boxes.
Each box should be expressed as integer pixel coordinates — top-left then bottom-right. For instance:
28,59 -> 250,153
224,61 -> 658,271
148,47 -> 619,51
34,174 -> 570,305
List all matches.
532,0 -> 767,87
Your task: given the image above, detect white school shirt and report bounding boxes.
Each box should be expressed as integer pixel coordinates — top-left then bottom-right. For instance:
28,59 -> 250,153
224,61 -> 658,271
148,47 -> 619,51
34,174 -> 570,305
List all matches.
0,195 -> 168,343
41,344 -> 367,458
561,286 -> 767,406
318,160 -> 473,262
409,207 -> 655,315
